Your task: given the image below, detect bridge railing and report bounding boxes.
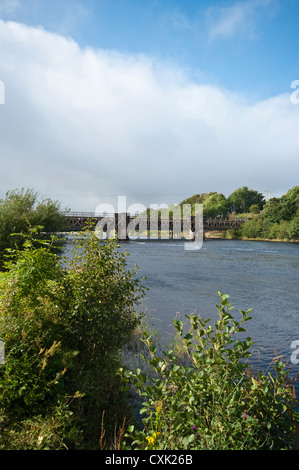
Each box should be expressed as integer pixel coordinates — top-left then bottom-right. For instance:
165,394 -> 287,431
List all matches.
62,212 -> 117,218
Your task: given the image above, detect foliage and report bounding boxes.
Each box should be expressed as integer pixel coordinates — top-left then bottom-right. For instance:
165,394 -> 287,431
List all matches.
179,192 -> 223,217
249,204 -> 260,214
229,186 -> 299,241
58,232 -> 146,357
263,187 -> 299,223
120,293 -> 299,450
179,193 -> 215,207
0,188 -> 68,270
203,193 -> 228,218
262,198 -> 284,224
0,230 -> 145,449
179,187 -> 265,219
227,187 -> 265,214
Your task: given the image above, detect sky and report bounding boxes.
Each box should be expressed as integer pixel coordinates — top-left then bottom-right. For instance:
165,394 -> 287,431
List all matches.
0,0 -> 298,212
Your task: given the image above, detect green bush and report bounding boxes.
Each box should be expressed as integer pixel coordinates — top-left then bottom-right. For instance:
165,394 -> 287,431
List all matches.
120,293 -> 299,450
0,188 -> 67,270
239,218 -> 265,238
249,204 -> 260,214
287,214 -> 299,240
0,230 -> 146,449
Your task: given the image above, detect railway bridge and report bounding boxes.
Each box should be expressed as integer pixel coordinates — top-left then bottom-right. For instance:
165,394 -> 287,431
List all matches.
61,212 -> 244,240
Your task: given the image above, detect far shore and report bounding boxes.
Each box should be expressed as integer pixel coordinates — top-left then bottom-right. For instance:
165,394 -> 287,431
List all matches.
61,230 -> 299,244
204,230 -> 299,243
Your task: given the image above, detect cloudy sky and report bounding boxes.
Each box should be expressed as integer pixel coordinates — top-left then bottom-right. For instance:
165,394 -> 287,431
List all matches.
0,0 -> 298,212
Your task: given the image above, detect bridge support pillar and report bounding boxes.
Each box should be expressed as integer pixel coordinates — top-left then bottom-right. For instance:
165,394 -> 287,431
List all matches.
115,213 -> 130,240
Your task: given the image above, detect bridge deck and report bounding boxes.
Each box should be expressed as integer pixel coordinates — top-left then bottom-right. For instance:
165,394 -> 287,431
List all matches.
62,212 -> 244,232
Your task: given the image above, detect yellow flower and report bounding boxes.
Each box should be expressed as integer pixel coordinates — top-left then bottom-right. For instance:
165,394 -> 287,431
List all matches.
146,436 -> 155,445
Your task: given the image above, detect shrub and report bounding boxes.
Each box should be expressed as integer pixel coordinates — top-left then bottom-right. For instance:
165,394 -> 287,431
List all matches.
0,230 -> 146,449
120,293 -> 299,450
0,188 -> 67,270
249,204 -> 260,214
287,215 -> 299,240
239,218 -> 264,238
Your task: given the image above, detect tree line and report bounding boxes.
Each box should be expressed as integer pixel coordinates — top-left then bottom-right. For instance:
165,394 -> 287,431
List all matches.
0,187 -> 298,449
180,185 -> 299,241
0,185 -> 298,269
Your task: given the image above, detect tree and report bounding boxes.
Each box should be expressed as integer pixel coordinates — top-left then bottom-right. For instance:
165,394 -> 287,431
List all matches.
227,187 -> 265,214
262,198 -> 283,224
279,186 -> 299,220
249,204 -> 260,214
262,186 -> 299,223
203,193 -> 228,217
179,192 -> 218,216
0,188 -> 68,269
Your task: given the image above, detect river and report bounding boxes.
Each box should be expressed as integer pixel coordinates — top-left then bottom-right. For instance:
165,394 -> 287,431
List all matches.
64,235 -> 299,400
118,238 -> 299,395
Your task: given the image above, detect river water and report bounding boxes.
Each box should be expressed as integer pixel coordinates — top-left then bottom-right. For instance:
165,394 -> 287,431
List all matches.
118,238 -> 299,395
65,236 -> 299,399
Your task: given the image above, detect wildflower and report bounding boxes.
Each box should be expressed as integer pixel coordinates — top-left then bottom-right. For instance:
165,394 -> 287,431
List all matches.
192,426 -> 197,431
146,436 -> 155,446
244,414 -> 249,418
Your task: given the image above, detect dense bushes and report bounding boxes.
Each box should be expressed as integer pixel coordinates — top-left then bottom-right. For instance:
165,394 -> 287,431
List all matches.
0,188 -> 67,269
227,186 -> 299,241
120,294 -> 299,450
0,221 -> 298,449
0,231 -> 145,449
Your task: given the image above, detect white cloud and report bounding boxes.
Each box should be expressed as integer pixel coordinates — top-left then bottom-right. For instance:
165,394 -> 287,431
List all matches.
0,19 -> 297,211
207,0 -> 276,41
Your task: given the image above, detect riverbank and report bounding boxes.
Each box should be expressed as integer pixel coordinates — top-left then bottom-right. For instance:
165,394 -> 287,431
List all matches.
222,233 -> 299,243
62,230 -> 299,244
203,229 -> 299,243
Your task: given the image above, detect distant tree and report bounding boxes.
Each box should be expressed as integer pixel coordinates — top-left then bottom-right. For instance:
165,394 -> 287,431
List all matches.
262,186 -> 299,224
180,192 -> 218,216
279,186 -> 299,220
227,187 -> 265,214
262,198 -> 283,224
203,193 -> 228,217
287,213 -> 299,239
249,204 -> 260,214
180,193 -> 216,207
0,188 -> 68,269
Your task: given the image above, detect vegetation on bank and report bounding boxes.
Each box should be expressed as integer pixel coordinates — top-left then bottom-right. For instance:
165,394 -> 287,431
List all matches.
0,228 -> 298,449
180,185 -> 299,242
121,295 -> 299,450
0,188 -> 68,270
0,187 -> 298,449
0,230 -> 145,449
224,186 -> 299,242
179,185 -> 265,217
142,185 -> 298,242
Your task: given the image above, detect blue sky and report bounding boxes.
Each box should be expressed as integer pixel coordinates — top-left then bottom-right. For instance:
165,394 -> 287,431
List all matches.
1,0 -> 297,99
0,0 -> 298,210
